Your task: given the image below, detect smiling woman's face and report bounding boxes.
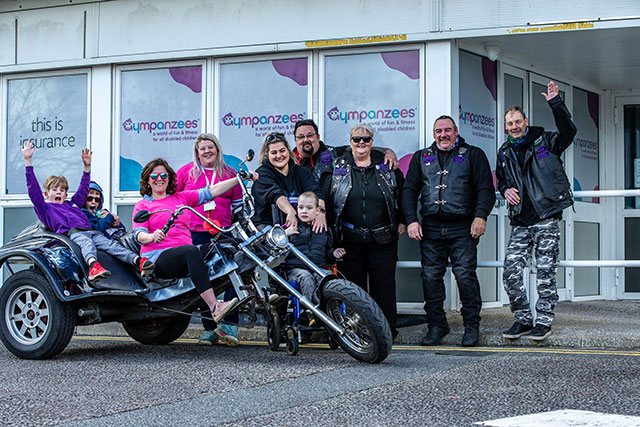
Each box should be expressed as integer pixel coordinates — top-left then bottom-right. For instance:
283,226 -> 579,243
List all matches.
197,139 -> 218,168
267,141 -> 290,172
349,129 -> 373,157
148,165 -> 169,196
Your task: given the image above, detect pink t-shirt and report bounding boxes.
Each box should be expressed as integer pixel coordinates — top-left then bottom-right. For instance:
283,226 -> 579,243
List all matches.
132,191 -> 202,256
175,162 -> 241,230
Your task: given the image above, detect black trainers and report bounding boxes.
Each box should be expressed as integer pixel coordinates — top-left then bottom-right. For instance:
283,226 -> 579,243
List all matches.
502,322 -> 533,339
525,324 -> 552,341
421,324 -> 450,346
462,326 -> 479,347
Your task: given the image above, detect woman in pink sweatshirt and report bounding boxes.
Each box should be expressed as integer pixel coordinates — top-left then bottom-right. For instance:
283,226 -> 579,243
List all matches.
132,158 -> 256,336
175,133 -> 243,345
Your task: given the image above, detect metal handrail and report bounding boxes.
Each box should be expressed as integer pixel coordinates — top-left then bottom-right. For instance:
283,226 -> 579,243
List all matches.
398,260 -> 640,268
495,189 -> 640,200
398,188 -> 640,270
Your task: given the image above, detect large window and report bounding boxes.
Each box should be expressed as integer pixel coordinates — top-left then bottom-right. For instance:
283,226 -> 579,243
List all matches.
531,81 -> 565,131
459,51 -> 498,170
5,74 -> 88,194
459,51 -> 499,302
574,221 -> 600,296
322,49 -> 420,165
322,48 -> 422,305
572,88 -> 600,203
624,105 -> 640,209
217,57 -> 309,164
504,74 -> 524,114
118,65 -> 203,191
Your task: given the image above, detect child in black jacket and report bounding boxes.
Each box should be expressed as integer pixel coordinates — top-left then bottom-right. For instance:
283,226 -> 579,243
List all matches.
285,191 -> 345,304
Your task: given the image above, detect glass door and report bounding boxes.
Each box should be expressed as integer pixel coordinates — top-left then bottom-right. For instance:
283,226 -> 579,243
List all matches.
570,86 -> 603,299
617,98 -> 640,298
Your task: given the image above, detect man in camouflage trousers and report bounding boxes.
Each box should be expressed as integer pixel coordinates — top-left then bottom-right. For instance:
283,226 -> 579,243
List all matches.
497,81 -> 577,341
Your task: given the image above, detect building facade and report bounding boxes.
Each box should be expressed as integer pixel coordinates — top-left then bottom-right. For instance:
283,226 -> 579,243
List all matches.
2,0 -> 640,313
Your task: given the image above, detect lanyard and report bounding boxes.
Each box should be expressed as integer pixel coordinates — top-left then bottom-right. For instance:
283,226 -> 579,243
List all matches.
202,167 -> 217,187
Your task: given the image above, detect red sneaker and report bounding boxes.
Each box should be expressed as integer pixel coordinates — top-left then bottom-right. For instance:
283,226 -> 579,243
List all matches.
138,257 -> 155,277
88,262 -> 111,282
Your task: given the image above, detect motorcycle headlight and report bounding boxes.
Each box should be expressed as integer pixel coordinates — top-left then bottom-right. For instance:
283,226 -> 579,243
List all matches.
266,226 -> 288,249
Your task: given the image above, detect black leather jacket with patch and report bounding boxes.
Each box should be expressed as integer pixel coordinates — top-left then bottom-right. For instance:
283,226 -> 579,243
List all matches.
496,96 -> 577,223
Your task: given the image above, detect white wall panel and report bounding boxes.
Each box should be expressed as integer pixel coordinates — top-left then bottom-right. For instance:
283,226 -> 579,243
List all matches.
16,6 -> 85,64
441,0 -> 640,31
97,0 -> 431,56
0,14 -> 15,66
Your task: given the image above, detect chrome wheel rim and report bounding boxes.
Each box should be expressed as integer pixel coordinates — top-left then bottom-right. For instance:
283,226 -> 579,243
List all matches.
5,285 -> 50,345
327,299 -> 373,354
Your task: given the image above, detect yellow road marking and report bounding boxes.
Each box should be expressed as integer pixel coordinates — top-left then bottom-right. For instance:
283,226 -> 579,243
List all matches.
72,335 -> 640,356
393,345 -> 640,357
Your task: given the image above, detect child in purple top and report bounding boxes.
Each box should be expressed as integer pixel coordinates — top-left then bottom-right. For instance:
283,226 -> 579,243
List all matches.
22,143 -> 153,282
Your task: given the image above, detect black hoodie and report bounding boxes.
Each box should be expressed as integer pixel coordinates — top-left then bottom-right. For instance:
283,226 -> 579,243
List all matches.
251,159 -> 324,226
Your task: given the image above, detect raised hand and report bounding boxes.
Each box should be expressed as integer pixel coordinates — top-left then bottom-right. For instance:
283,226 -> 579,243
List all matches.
21,142 -> 35,165
81,148 -> 92,171
541,81 -> 559,101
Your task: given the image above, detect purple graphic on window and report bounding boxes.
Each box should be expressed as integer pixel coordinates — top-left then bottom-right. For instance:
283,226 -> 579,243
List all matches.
481,57 -> 497,101
272,58 -> 308,86
381,51 -> 419,80
398,154 -> 412,177
169,66 -> 202,93
587,91 -> 599,128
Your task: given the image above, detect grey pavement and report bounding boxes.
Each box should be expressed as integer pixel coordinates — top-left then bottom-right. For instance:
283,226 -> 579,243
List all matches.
77,299 -> 640,350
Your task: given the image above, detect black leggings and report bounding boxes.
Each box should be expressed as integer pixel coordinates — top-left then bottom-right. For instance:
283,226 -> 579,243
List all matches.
154,245 -> 210,294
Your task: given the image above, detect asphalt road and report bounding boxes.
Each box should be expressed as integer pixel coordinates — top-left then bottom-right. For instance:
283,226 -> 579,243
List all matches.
1,336 -> 640,426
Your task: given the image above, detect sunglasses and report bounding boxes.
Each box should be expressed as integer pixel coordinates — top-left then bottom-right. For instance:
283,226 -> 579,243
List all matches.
86,196 -> 101,203
149,172 -> 169,180
266,133 -> 286,142
351,136 -> 372,143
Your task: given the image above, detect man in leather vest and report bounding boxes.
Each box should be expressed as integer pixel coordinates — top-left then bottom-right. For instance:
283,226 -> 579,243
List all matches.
293,119 -> 399,181
497,81 -> 577,341
402,116 -> 495,347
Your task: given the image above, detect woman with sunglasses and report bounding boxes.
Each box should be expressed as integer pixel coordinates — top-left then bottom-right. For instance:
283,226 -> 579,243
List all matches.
175,133 -> 243,345
132,158 -> 257,345
252,132 -> 326,232
320,124 -> 406,339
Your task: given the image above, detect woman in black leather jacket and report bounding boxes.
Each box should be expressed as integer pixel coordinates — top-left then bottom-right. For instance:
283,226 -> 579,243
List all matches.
320,124 -> 405,338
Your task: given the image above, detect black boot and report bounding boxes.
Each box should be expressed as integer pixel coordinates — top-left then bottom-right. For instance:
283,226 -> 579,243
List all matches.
502,322 -> 533,339
421,324 -> 450,346
462,325 -> 479,347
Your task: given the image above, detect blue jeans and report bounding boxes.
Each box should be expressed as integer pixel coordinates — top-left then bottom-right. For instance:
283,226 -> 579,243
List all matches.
420,223 -> 481,328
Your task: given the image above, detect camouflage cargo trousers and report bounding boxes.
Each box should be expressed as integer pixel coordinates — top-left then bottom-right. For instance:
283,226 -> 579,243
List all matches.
503,218 -> 560,327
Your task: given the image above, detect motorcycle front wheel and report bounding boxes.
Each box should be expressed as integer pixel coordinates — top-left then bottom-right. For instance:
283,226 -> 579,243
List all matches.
321,279 -> 392,364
